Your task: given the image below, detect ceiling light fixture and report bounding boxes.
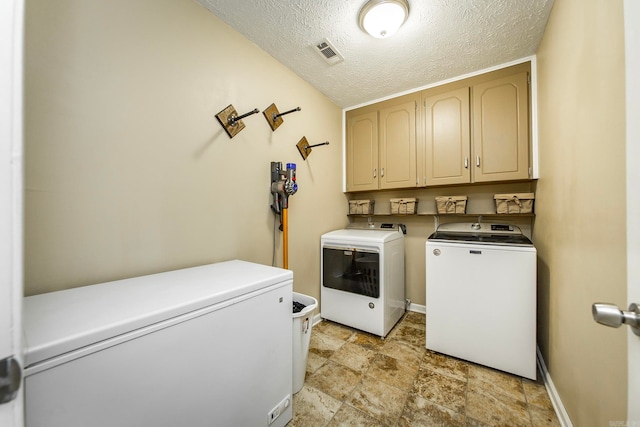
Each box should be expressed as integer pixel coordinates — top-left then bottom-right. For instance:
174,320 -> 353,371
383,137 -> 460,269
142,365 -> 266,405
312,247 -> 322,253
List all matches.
358,0 -> 409,39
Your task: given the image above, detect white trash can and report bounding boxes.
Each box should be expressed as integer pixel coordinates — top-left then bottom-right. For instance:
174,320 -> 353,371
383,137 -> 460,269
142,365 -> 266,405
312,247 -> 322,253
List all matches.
292,292 -> 318,394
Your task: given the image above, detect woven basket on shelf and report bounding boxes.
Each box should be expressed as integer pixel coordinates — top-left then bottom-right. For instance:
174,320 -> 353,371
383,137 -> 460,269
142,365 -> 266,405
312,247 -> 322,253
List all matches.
390,198 -> 417,214
494,193 -> 535,214
348,200 -> 375,215
435,196 -> 467,214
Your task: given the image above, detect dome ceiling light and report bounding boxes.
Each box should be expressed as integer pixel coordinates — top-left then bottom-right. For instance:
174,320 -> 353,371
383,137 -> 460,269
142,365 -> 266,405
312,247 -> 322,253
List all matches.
358,0 -> 410,39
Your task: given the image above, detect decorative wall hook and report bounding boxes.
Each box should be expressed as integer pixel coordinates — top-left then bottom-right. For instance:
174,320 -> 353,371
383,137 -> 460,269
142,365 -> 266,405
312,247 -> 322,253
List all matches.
296,136 -> 329,160
263,104 -> 301,131
216,104 -> 260,138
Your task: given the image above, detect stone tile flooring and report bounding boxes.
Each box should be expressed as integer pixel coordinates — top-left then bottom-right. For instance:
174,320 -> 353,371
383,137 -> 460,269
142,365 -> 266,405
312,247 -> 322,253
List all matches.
288,311 -> 560,427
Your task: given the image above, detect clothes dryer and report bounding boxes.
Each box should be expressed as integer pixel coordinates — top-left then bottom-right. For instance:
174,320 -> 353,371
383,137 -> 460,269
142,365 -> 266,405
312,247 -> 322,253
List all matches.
321,223 -> 405,337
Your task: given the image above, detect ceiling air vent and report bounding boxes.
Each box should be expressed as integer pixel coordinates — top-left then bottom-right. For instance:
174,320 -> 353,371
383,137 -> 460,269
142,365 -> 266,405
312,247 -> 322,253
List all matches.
313,38 -> 344,65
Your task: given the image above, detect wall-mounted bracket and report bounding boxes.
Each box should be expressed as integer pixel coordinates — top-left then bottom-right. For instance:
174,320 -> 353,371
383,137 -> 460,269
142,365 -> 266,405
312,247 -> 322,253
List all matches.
263,104 -> 301,131
296,136 -> 329,160
216,104 -> 259,138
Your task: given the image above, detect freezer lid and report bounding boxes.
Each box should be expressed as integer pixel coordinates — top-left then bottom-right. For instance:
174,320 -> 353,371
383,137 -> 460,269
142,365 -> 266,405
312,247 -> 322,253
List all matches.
23,260 -> 293,367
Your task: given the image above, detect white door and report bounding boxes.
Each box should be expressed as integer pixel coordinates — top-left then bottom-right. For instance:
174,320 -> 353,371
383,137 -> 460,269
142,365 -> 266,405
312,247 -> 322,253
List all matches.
0,0 -> 24,426
624,0 -> 640,422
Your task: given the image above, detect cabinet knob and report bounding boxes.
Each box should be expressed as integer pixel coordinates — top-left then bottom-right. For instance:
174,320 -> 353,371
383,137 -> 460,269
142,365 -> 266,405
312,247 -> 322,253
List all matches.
476,156 -> 481,167
381,168 -> 385,177
464,157 -> 469,169
373,168 -> 377,178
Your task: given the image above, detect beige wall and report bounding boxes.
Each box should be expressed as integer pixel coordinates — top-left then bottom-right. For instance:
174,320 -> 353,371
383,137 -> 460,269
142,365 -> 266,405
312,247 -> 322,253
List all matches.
535,0 -> 627,424
24,0 -> 347,302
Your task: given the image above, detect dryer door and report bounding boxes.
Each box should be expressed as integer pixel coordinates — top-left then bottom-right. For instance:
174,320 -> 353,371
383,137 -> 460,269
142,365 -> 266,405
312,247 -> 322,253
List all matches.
322,247 -> 380,298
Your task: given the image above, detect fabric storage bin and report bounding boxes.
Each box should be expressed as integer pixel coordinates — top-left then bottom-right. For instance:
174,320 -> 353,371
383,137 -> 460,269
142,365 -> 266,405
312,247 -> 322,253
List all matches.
494,193 -> 535,214
390,198 -> 417,214
348,200 -> 375,215
435,196 -> 467,214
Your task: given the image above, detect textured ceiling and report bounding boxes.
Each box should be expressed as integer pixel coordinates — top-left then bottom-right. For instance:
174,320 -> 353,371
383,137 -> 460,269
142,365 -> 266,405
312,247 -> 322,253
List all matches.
197,0 -> 555,108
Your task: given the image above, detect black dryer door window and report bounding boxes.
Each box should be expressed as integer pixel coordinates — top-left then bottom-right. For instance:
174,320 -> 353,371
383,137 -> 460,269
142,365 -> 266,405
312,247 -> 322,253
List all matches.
322,247 -> 380,298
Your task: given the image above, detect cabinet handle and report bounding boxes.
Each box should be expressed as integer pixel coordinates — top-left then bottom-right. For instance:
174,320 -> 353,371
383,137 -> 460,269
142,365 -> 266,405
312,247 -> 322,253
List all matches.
381,168 -> 385,177
373,168 -> 377,178
476,156 -> 481,167
464,157 -> 469,169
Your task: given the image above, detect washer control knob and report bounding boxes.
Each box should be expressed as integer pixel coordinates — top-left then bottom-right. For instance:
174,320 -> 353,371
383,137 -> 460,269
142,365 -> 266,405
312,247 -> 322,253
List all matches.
433,249 -> 441,256
369,302 -> 375,309
471,223 -> 481,230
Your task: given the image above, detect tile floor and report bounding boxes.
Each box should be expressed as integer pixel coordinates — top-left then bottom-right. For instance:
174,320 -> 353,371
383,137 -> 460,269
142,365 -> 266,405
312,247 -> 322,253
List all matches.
288,311 -> 560,427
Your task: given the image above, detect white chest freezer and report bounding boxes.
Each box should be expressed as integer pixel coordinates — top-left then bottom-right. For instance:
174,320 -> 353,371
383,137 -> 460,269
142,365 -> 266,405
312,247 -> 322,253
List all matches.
23,260 -> 293,427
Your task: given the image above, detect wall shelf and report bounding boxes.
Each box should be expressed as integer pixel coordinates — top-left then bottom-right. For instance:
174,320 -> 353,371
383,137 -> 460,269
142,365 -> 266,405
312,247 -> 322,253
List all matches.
347,213 -> 535,218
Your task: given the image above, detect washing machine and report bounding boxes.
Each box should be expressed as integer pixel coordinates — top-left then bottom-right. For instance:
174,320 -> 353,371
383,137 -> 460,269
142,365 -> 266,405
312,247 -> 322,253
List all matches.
321,223 -> 405,337
426,222 -> 537,379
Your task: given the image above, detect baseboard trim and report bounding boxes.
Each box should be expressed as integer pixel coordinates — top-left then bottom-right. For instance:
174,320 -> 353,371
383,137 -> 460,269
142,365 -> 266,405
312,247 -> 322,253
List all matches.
536,346 -> 573,427
312,312 -> 323,326
408,302 -> 426,314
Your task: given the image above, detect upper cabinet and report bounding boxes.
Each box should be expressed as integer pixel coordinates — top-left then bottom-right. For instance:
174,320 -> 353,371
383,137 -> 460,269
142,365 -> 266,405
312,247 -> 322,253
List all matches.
346,110 -> 378,191
346,94 -> 418,192
378,99 -> 418,189
423,87 -> 471,186
346,62 -> 532,192
421,68 -> 530,186
472,71 -> 530,182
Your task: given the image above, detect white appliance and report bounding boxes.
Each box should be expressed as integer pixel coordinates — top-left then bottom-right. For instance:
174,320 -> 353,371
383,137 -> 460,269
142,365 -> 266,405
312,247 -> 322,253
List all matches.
426,222 -> 537,379
321,224 -> 405,337
23,260 -> 293,427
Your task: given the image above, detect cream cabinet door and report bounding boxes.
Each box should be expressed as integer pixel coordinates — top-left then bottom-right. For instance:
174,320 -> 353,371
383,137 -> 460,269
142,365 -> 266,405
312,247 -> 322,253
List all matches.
472,71 -> 530,182
423,87 -> 471,186
346,110 -> 379,191
379,100 -> 417,189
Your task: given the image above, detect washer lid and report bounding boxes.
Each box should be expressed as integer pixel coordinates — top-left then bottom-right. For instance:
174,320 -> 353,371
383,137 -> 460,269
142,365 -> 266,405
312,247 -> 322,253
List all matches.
428,222 -> 533,246
428,232 -> 533,246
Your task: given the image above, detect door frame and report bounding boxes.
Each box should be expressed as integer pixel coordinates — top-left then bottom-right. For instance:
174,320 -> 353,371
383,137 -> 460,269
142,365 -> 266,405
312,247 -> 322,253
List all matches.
0,0 -> 24,425
624,0 -> 639,422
